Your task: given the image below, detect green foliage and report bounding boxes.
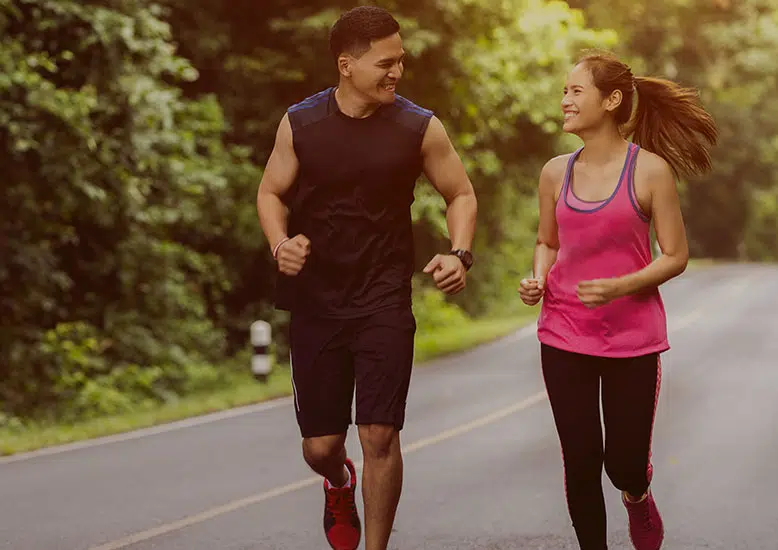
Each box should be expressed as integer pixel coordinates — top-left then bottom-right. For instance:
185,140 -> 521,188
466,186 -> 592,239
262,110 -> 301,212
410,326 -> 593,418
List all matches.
743,188 -> 778,261
411,280 -> 471,333
0,0 -> 257,419
3,0 -> 776,425
572,0 -> 778,258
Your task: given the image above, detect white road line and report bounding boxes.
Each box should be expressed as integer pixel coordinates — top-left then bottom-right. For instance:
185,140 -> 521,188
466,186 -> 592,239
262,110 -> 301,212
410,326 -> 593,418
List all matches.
0,398 -> 293,465
87,392 -> 548,550
4,268 -> 737,466
1,322 -> 539,465
14,269 -> 756,549
85,271 -> 758,548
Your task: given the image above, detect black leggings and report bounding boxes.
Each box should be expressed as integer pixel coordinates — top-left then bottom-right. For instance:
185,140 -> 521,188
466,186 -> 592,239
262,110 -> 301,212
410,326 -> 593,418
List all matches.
540,344 -> 661,550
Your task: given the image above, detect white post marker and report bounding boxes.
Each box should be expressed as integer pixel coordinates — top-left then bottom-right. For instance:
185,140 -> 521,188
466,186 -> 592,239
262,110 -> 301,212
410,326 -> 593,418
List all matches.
251,320 -> 272,383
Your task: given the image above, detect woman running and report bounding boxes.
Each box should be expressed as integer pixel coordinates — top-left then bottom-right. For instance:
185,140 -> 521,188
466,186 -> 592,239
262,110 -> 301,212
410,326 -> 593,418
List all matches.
519,50 -> 718,550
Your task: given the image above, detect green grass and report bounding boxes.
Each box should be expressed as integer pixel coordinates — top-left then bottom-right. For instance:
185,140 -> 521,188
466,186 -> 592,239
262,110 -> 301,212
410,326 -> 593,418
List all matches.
414,316 -> 533,363
0,312 -> 536,457
0,371 -> 294,457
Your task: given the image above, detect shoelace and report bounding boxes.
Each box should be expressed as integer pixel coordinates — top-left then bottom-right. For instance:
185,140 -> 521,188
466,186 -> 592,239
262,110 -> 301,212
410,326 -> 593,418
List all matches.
326,489 -> 357,524
641,505 -> 653,529
630,502 -> 654,540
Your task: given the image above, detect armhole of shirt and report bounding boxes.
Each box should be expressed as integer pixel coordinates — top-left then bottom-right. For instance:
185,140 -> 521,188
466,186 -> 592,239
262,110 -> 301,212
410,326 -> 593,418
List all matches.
286,109 -> 299,158
626,145 -> 651,222
560,148 -> 582,204
386,96 -> 434,152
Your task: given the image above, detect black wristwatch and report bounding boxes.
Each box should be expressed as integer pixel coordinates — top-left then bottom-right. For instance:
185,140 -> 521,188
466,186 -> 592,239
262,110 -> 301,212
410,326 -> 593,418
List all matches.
449,249 -> 474,271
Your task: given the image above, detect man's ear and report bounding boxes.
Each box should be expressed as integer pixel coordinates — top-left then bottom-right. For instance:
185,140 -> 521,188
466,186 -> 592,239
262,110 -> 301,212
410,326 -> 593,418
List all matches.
338,54 -> 352,78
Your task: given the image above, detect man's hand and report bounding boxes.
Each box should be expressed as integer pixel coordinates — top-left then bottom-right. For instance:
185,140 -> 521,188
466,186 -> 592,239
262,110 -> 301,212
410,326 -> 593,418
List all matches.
275,234 -> 311,276
423,254 -> 466,295
518,277 -> 545,306
576,277 -> 623,308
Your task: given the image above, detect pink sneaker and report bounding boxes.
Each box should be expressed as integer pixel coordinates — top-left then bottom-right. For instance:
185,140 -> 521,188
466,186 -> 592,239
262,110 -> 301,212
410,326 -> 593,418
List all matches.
623,489 -> 664,550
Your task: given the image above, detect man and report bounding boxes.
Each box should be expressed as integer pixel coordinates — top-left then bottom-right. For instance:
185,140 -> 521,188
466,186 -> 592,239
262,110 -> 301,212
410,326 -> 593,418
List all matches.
257,6 -> 478,550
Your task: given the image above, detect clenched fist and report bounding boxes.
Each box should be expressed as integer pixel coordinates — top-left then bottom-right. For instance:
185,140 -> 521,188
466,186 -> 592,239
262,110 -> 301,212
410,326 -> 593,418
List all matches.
518,277 -> 545,306
275,234 -> 311,276
423,254 -> 467,295
576,277 -> 622,309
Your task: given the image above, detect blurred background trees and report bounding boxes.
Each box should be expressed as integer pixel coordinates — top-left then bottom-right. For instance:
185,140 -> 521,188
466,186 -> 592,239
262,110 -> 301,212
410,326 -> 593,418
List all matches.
2,0 -> 776,422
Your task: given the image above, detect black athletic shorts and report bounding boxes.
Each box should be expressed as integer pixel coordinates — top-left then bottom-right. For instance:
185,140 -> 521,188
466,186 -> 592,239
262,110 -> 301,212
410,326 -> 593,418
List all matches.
288,305 -> 417,438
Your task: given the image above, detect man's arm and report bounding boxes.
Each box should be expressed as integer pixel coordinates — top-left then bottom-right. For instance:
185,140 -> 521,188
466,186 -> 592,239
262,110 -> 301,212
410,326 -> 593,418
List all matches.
257,113 -> 299,252
420,116 -> 477,252
257,113 -> 310,276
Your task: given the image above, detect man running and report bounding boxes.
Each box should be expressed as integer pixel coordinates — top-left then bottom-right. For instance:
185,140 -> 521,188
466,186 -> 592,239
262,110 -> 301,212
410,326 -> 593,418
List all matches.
257,6 -> 478,550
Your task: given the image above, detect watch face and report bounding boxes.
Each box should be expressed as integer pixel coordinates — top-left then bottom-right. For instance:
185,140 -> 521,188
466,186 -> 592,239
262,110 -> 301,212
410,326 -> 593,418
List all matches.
453,250 -> 473,269
462,251 -> 473,267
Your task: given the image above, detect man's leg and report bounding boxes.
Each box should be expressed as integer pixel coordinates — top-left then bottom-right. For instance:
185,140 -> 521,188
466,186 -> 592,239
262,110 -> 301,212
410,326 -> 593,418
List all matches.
352,305 -> 416,550
358,424 -> 402,550
289,313 -> 361,550
302,433 -> 349,487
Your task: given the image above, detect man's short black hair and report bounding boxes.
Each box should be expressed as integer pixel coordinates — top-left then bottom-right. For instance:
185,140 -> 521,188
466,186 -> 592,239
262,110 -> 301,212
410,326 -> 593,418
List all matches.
329,6 -> 401,60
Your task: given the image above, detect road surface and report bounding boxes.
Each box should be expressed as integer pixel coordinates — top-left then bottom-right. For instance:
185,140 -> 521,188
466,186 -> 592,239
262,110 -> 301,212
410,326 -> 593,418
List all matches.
2,263 -> 777,549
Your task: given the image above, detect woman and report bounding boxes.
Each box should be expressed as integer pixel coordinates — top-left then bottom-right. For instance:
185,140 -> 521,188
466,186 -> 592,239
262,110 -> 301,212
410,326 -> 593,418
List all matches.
518,51 -> 717,550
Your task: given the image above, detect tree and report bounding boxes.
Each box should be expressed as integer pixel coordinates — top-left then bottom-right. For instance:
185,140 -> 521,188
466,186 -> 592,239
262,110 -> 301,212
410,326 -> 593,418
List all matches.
0,0 -> 257,418
570,0 -> 778,258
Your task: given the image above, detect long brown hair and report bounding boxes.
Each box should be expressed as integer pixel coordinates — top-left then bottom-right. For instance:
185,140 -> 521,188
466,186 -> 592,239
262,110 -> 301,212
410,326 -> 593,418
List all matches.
577,51 -> 718,178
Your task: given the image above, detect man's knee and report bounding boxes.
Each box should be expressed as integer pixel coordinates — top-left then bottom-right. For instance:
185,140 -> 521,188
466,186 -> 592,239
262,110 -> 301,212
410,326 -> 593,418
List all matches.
358,424 -> 399,460
302,434 -> 346,469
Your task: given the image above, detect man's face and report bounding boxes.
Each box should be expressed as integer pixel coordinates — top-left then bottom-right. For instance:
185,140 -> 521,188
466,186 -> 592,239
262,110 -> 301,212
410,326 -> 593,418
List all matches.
344,32 -> 405,104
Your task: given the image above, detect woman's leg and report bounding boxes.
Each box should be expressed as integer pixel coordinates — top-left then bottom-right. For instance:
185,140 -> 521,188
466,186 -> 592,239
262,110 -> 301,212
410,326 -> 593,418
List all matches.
601,353 -> 660,499
601,353 -> 664,550
541,344 -> 608,550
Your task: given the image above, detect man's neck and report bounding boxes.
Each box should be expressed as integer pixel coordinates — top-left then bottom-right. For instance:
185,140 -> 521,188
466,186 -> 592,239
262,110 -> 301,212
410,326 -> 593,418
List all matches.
334,84 -> 381,119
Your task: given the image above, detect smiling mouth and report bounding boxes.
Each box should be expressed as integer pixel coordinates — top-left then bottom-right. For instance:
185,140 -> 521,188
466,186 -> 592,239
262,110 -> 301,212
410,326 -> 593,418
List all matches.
382,82 -> 396,92
564,112 -> 578,121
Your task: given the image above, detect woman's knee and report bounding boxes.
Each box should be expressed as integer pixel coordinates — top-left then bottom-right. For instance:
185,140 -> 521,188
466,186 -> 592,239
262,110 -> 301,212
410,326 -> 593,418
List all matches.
563,445 -> 605,485
604,455 -> 650,495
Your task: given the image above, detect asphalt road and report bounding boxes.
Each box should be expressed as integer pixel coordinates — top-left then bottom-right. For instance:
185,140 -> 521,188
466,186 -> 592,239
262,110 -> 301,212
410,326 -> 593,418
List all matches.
2,263 -> 777,550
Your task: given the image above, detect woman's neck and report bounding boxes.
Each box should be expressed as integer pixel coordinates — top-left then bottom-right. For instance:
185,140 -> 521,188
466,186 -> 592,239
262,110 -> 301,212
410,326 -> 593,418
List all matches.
578,126 -> 629,166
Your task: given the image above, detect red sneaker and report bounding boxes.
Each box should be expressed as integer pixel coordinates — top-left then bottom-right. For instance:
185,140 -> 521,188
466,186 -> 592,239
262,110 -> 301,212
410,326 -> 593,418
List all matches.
623,489 -> 664,550
323,458 -> 361,550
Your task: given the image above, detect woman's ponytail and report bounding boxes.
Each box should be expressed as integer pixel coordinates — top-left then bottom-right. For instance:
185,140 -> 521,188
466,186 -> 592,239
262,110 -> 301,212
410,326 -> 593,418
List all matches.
579,51 -> 718,178
627,76 -> 718,178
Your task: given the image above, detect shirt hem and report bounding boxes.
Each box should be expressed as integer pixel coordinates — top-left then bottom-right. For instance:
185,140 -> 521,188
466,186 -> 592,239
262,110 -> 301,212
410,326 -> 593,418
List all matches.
537,333 -> 670,358
279,297 -> 413,320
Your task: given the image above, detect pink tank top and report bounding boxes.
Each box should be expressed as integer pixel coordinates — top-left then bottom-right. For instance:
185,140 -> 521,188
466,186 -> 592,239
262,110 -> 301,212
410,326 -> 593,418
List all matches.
537,143 -> 670,357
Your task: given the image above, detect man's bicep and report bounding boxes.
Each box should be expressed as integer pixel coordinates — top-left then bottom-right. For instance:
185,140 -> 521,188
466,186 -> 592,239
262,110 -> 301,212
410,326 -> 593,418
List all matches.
421,116 -> 474,203
259,113 -> 299,197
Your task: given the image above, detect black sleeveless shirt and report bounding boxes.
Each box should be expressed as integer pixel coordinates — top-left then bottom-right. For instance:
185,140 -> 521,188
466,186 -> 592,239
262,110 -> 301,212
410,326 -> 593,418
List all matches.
275,87 -> 433,318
